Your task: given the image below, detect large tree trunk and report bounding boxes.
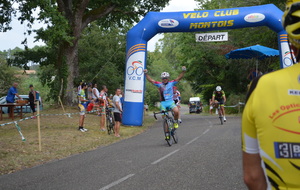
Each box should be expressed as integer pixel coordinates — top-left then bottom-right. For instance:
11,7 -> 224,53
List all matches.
57,1 -> 116,106
64,43 -> 79,106
63,10 -> 82,106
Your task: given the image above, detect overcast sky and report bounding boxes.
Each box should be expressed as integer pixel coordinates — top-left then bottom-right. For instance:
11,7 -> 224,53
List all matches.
0,0 -> 198,52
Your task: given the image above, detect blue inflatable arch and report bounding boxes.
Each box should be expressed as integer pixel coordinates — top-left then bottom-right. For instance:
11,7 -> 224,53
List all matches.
123,4 -> 293,126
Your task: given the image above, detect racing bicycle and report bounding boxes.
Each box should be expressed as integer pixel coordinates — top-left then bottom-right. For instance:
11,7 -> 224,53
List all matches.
106,107 -> 115,135
214,102 -> 224,125
154,110 -> 178,146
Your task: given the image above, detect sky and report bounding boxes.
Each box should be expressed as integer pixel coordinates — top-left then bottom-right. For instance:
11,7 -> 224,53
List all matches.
0,0 -> 198,52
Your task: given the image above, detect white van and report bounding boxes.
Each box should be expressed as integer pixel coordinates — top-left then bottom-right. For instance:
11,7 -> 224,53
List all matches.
188,97 -> 202,113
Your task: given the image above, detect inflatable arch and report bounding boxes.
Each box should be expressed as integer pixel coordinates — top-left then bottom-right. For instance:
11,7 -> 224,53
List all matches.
123,4 -> 293,126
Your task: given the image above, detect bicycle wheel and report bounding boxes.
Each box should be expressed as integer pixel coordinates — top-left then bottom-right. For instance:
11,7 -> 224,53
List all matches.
163,120 -> 173,146
109,116 -> 115,134
106,116 -> 112,134
219,116 -> 223,125
171,129 -> 178,144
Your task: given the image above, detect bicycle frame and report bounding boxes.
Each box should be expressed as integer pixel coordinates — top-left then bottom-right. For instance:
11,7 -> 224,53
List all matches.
214,103 -> 223,125
106,107 -> 115,134
154,110 -> 178,146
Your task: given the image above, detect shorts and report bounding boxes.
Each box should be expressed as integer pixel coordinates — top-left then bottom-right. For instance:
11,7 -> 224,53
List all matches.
215,98 -> 225,106
78,104 -> 86,115
99,106 -> 105,115
160,100 -> 176,111
113,112 -> 122,122
174,99 -> 178,104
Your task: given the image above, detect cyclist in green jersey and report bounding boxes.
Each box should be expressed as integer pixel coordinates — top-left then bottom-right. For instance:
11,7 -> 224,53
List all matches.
212,86 -> 227,122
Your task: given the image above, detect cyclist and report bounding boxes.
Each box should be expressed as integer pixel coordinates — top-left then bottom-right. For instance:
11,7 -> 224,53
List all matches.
211,86 -> 227,122
242,1 -> 300,189
173,86 -> 182,123
144,66 -> 186,138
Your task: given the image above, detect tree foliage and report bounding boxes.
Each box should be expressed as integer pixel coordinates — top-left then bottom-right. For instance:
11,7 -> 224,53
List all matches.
2,0 -> 170,105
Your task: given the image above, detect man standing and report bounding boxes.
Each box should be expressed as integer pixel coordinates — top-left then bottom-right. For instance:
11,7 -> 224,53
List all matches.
6,82 -> 23,114
242,1 -> 300,189
28,84 -> 37,118
6,82 -> 22,103
113,88 -> 123,137
99,85 -> 108,131
78,83 -> 89,132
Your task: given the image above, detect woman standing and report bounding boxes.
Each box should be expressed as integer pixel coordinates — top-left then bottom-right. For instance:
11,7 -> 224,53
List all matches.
29,84 -> 36,118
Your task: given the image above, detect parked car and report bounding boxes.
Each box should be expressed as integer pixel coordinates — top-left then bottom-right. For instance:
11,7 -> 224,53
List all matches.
0,94 -> 43,114
188,97 -> 202,114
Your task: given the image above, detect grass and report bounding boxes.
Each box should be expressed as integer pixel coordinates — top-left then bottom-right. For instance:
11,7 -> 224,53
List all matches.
0,106 -> 155,175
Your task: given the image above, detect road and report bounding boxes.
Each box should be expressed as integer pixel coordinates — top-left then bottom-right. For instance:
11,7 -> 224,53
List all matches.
0,106 -> 247,190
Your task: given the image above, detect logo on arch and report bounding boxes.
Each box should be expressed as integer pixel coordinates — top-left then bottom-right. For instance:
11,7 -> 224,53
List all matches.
158,19 -> 179,28
244,13 -> 265,23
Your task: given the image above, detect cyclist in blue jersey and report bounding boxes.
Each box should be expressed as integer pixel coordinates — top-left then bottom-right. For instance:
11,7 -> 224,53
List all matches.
144,66 -> 186,130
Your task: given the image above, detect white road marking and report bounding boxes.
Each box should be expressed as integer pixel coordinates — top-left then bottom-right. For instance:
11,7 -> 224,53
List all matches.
151,149 -> 180,165
203,128 -> 210,135
99,174 -> 135,190
186,137 -> 200,145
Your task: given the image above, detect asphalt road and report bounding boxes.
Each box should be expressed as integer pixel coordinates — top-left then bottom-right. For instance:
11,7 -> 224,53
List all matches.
0,106 -> 247,190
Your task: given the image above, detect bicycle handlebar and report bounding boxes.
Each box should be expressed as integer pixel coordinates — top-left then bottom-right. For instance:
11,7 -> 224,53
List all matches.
153,110 -> 171,120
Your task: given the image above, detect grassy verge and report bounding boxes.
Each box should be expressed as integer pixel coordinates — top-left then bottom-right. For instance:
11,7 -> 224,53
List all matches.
0,106 -> 155,175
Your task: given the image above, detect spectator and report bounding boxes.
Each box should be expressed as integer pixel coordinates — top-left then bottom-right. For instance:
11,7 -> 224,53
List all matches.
28,84 -> 37,118
99,85 -> 108,131
78,83 -> 89,132
87,82 -> 93,100
6,82 -> 22,114
209,99 -> 213,115
92,83 -> 100,115
113,88 -> 123,137
6,82 -> 22,103
144,103 -> 149,112
107,94 -> 114,108
77,80 -> 84,93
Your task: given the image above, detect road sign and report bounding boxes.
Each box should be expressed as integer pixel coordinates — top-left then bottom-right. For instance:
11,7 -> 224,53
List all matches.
195,32 -> 228,42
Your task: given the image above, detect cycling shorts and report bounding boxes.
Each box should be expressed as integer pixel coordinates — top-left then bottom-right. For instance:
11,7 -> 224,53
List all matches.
215,98 -> 225,106
160,100 -> 176,111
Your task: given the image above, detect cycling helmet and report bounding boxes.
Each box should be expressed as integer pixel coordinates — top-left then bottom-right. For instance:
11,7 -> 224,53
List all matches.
161,72 -> 170,79
216,86 -> 222,91
282,1 -> 300,48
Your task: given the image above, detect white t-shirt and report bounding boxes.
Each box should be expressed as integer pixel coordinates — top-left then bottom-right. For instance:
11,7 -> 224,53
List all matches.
113,95 -> 122,113
92,87 -> 100,99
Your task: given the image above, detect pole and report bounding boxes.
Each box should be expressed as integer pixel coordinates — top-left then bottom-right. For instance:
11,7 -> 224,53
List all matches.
37,101 -> 41,151
58,96 -> 66,114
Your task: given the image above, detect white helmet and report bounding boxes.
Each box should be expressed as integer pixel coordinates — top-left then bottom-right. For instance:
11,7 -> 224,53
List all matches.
216,86 -> 222,91
161,72 -> 170,79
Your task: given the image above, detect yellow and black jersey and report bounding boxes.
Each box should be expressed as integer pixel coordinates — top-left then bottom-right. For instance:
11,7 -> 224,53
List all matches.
212,90 -> 225,99
242,63 -> 300,189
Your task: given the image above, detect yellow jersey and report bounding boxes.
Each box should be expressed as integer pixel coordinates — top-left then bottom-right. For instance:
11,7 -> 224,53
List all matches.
242,63 -> 300,190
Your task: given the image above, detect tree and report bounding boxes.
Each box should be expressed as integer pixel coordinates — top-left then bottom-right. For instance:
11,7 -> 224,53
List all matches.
0,50 -> 20,96
1,0 -> 170,105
